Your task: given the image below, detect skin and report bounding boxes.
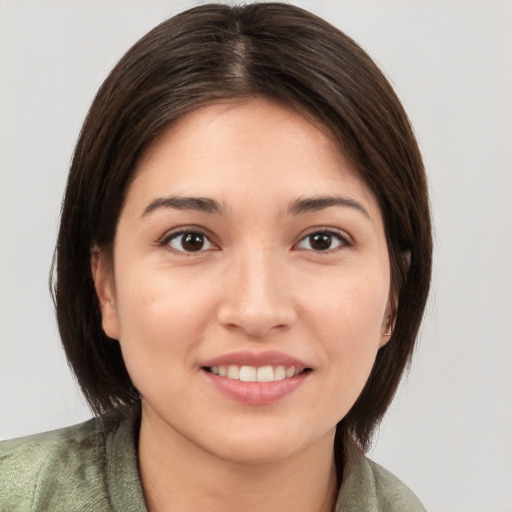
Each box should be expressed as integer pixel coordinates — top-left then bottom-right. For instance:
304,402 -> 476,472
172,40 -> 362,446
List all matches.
92,98 -> 393,512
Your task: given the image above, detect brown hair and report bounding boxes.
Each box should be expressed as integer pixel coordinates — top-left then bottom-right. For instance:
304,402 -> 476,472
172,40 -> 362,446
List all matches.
53,2 -> 431,472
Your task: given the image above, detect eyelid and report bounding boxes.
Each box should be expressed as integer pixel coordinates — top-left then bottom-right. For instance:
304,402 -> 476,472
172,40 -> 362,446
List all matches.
294,227 -> 352,252
158,226 -> 220,253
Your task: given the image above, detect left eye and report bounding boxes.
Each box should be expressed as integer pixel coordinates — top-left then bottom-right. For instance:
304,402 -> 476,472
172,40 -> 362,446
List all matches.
296,231 -> 348,252
166,231 -> 215,253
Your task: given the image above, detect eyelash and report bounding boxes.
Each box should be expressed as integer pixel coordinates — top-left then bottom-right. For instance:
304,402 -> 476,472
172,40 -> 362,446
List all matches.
159,228 -> 351,255
295,229 -> 352,253
159,229 -> 219,255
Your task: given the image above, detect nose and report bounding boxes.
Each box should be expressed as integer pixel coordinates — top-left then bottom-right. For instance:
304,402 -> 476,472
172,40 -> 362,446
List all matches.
216,248 -> 298,338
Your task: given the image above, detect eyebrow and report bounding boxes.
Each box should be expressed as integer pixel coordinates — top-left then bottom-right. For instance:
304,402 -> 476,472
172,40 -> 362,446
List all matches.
142,196 -> 224,217
288,195 -> 369,218
141,194 -> 369,218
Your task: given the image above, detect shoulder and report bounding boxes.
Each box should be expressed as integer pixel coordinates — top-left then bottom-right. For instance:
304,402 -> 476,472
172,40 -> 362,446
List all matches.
0,415 -> 114,511
336,438 -> 427,512
366,457 -> 427,512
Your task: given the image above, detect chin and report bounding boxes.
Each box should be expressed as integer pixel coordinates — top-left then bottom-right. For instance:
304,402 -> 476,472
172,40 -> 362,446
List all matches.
210,436 -> 304,466
202,422 -> 335,467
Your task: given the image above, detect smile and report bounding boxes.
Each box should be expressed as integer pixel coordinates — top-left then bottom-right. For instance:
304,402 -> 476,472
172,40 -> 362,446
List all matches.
201,351 -> 312,403
205,365 -> 304,382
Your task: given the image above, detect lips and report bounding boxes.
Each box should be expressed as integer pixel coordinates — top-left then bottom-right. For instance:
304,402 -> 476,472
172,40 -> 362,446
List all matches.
202,350 -> 310,369
201,351 -> 312,404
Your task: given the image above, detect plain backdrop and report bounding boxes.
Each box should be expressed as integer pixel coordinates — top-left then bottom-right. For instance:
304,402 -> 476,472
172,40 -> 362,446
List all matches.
1,1 -> 511,511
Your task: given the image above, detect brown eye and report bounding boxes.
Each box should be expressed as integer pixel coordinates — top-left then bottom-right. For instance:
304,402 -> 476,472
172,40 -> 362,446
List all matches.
167,231 -> 214,252
296,230 -> 348,252
309,233 -> 333,251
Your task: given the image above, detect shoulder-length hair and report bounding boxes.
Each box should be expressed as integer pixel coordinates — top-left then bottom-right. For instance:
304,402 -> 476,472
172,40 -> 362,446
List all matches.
53,1 -> 431,470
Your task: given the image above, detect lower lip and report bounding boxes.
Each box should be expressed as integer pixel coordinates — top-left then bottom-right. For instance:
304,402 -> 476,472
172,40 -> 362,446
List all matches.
202,370 -> 310,405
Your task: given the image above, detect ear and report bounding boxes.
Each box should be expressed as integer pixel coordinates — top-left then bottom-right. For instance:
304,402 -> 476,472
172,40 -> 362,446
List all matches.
91,247 -> 120,340
380,250 -> 410,347
380,291 -> 397,348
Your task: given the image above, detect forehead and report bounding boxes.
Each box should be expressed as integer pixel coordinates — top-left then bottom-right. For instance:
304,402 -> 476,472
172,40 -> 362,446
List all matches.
127,98 -> 380,218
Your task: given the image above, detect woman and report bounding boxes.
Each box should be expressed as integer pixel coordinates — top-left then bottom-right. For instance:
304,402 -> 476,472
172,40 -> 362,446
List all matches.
0,3 -> 431,511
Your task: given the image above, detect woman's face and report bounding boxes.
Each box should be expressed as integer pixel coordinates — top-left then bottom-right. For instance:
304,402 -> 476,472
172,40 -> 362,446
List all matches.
94,98 -> 392,464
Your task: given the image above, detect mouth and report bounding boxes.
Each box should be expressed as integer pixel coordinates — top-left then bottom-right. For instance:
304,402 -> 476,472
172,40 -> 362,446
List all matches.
203,365 -> 311,383
200,351 -> 313,404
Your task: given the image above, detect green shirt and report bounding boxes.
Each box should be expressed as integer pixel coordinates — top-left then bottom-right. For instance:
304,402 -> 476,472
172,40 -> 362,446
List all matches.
0,406 -> 426,511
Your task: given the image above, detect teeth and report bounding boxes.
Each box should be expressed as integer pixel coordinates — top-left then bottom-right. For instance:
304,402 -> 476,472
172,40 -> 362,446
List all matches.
274,366 -> 286,381
256,365 -> 274,382
239,366 -> 256,382
227,365 -> 239,379
208,365 -> 302,382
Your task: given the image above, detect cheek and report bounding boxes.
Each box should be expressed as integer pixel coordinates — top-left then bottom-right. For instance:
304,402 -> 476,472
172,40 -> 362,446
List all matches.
112,266 -> 217,380
304,266 -> 390,374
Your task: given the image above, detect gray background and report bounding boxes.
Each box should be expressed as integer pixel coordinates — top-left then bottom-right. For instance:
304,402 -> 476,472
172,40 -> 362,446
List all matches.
1,1 -> 511,511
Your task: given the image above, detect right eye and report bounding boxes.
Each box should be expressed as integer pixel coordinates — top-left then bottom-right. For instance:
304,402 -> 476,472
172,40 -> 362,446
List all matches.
165,231 -> 216,253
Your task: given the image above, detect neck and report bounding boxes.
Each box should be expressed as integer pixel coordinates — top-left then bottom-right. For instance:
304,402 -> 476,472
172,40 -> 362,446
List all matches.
138,405 -> 338,512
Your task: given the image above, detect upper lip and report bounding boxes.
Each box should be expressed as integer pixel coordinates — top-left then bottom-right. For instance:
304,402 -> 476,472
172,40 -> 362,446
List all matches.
201,350 -> 310,370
